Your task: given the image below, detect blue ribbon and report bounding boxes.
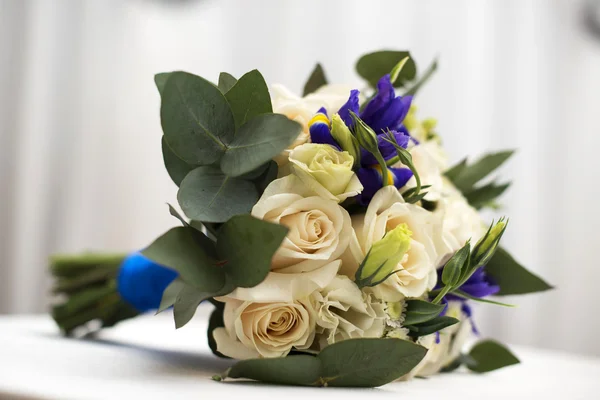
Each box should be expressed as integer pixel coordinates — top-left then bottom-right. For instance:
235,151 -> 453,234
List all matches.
116,253 -> 178,312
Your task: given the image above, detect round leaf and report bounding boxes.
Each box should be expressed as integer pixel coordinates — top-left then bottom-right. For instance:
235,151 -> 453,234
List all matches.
220,114 -> 302,177
356,50 -> 417,88
177,166 -> 258,223
161,137 -> 194,186
160,71 -> 234,165
225,69 -> 272,129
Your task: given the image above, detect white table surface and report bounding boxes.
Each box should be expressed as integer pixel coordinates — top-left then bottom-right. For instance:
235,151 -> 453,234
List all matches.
1,304 -> 599,400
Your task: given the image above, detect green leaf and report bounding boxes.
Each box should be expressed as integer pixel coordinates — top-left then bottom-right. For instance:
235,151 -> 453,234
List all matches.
452,290 -> 516,307
317,338 -> 426,387
451,150 -> 515,192
444,158 -> 467,182
464,182 -> 511,210
441,241 -> 471,286
225,338 -> 427,387
390,56 -> 410,85
225,69 -> 272,129
404,58 -> 439,96
207,303 -> 228,358
160,71 -> 234,165
141,227 -> 224,291
157,279 -> 185,313
255,160 -> 278,194
154,72 -> 172,96
467,340 -> 520,373
218,72 -> 237,93
177,166 -> 258,223
228,356 -> 322,386
356,50 -> 416,88
161,137 -> 194,186
217,215 -> 288,288
220,114 -> 302,177
302,63 -> 328,96
172,283 -> 211,328
485,247 -> 553,295
407,316 -> 459,336
403,300 -> 446,326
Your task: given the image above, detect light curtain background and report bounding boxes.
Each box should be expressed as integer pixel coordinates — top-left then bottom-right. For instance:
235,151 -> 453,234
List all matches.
1,0 -> 599,356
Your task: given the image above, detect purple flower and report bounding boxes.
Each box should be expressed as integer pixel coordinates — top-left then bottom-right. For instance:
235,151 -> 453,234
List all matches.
360,74 -> 413,134
356,165 -> 413,205
447,267 -> 500,300
309,107 -> 340,149
337,89 -> 360,128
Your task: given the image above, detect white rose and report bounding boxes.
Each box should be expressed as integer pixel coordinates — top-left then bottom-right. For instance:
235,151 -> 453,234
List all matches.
289,143 -> 363,202
399,141 -> 447,201
252,174 -> 352,274
213,297 -> 316,359
341,186 -> 450,301
436,178 -> 487,252
271,84 -> 352,167
312,275 -> 386,350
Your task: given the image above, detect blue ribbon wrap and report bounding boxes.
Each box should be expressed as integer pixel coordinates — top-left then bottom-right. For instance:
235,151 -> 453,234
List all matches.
116,253 -> 178,312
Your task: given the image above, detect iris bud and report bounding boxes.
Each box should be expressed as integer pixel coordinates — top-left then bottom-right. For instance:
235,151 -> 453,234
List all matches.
331,113 -> 360,168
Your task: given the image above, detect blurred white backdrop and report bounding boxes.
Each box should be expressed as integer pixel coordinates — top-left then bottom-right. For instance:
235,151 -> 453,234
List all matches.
1,0 -> 599,355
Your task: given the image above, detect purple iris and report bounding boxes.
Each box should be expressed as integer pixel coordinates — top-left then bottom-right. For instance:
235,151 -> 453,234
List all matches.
309,74 -> 415,205
446,267 -> 500,300
360,74 -> 413,134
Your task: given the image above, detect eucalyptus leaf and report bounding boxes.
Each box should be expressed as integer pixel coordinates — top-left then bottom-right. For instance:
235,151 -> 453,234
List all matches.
154,72 -> 172,96
216,215 -> 288,288
356,50 -> 416,88
220,114 -> 302,177
302,63 -> 328,96
225,338 -> 427,387
403,300 -> 446,326
141,227 -> 224,292
225,69 -> 272,129
255,160 -> 278,194
467,340 -> 520,373
161,137 -> 194,186
160,71 -> 235,165
173,283 -> 211,328
207,303 -> 228,358
444,158 -> 467,182
177,166 -> 258,223
464,182 -> 511,209
407,316 -> 459,336
157,279 -> 185,313
218,72 -> 237,93
485,247 -> 553,295
450,150 -> 515,192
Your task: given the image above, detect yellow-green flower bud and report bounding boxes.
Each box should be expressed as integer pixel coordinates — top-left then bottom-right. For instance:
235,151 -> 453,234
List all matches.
355,223 -> 412,287
330,114 -> 360,168
472,218 -> 508,267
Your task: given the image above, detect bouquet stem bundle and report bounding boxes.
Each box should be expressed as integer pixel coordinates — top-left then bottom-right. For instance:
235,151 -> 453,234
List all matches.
51,253 -> 138,335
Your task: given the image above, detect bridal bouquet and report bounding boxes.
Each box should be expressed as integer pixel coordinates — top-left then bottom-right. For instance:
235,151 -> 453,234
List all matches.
50,50 -> 552,387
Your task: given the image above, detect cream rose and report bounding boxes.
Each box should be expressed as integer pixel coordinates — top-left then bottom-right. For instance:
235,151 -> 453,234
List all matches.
289,143 -> 363,202
436,178 -> 487,252
341,186 -> 450,301
252,174 -> 352,274
271,84 -> 352,167
312,275 -> 386,350
213,297 -> 316,359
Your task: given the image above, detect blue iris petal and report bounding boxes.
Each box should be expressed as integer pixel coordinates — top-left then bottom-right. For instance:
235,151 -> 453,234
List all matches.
360,74 -> 395,123
337,89 -> 360,128
355,167 -> 383,205
117,253 -> 178,313
310,122 -> 339,149
390,167 -> 413,189
359,74 -> 413,134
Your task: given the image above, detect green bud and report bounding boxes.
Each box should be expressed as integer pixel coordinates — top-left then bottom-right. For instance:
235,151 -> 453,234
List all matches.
355,223 -> 412,287
441,241 -> 471,287
331,113 -> 361,168
471,218 -> 508,267
390,56 -> 410,85
350,111 -> 379,154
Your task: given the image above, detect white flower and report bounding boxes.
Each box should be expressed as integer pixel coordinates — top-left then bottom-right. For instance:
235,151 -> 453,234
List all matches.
213,297 -> 316,359
341,186 -> 450,301
252,174 -> 352,274
289,143 -> 363,202
436,178 -> 487,252
312,275 -> 386,350
271,84 -> 352,167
